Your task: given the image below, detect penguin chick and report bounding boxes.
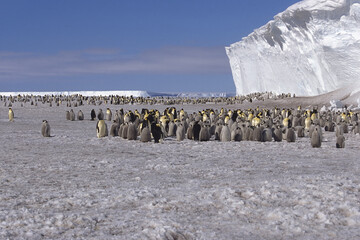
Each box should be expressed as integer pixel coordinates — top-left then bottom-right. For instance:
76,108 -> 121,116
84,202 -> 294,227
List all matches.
231,127 -> 243,142
41,120 -> 51,137
199,124 -> 210,141
109,121 -> 119,137
286,128 -> 296,143
77,110 -> 84,120
176,123 -> 186,141
336,135 -> 345,148
311,126 -> 321,148
127,122 -> 137,140
140,126 -> 152,142
220,125 -> 231,142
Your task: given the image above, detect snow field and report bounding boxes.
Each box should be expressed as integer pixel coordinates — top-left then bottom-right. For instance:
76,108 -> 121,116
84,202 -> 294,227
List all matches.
0,102 -> 359,239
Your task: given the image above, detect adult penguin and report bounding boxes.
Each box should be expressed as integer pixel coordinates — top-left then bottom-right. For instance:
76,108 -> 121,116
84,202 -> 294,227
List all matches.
41,120 -> 51,137
8,108 -> 14,122
192,121 -> 201,141
96,120 -> 108,138
311,126 -> 321,148
106,108 -> 112,121
77,110 -> 84,121
91,109 -> 96,121
151,122 -> 163,143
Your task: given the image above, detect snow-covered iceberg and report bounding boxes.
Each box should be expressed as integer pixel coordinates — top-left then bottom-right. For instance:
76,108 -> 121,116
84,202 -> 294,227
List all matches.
226,0 -> 360,96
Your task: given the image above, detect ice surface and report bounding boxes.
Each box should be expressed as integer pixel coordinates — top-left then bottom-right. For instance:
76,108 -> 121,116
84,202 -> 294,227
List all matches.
0,91 -> 150,97
226,0 -> 360,96
0,98 -> 359,239
0,91 -> 236,98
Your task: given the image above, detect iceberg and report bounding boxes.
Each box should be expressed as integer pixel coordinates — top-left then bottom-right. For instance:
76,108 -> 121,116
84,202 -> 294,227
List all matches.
226,0 -> 360,96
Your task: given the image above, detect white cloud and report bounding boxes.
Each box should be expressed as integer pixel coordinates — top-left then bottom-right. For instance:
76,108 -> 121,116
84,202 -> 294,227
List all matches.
0,46 -> 230,80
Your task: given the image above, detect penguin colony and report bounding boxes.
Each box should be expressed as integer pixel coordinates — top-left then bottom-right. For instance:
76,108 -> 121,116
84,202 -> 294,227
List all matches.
1,94 -> 359,148
63,105 -> 359,148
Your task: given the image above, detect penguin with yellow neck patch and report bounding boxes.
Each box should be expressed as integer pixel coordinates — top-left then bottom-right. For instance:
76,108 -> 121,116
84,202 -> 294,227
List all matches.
96,120 -> 108,138
8,108 -> 14,122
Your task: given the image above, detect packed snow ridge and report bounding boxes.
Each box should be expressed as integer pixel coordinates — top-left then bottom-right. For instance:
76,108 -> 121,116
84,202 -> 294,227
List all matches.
226,0 -> 360,96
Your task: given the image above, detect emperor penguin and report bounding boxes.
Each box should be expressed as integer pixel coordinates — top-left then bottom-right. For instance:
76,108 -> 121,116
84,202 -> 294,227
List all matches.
106,108 -> 112,121
96,120 -> 108,138
97,109 -> 104,120
252,126 -> 263,142
352,122 -> 360,135
176,123 -> 186,141
151,122 -> 163,143
220,124 -> 231,142
231,127 -> 243,142
69,109 -> 75,121
168,121 -> 177,137
199,124 -> 210,141
187,122 -> 194,140
8,108 -> 14,122
296,126 -> 305,138
192,121 -> 201,141
91,109 -> 96,121
273,125 -> 283,142
261,127 -> 272,142
336,124 -> 344,138
214,123 -> 223,141
41,120 -> 51,137
110,120 -> 119,137
127,122 -> 137,140
66,110 -> 70,120
77,110 -> 84,120
121,123 -> 129,139
285,128 -> 296,143
311,126 -> 322,148
140,126 -> 152,142
336,135 -> 345,148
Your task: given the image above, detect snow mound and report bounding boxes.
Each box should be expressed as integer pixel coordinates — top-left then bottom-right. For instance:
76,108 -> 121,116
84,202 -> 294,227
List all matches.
226,0 -> 360,96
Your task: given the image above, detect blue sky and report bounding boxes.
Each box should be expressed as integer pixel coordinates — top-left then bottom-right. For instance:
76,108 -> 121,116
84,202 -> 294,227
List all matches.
0,0 -> 299,93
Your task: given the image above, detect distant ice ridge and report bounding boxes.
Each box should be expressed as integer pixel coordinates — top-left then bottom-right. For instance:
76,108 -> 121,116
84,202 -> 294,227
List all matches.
0,91 -> 235,98
226,0 -> 360,96
0,90 -> 150,97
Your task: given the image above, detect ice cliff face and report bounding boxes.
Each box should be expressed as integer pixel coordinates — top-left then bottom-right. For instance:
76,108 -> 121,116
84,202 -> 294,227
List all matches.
226,0 -> 360,96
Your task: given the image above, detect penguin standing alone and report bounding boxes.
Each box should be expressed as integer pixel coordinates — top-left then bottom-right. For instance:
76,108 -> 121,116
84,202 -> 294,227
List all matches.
8,108 -> 14,122
91,109 -> 96,121
41,120 -> 51,137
